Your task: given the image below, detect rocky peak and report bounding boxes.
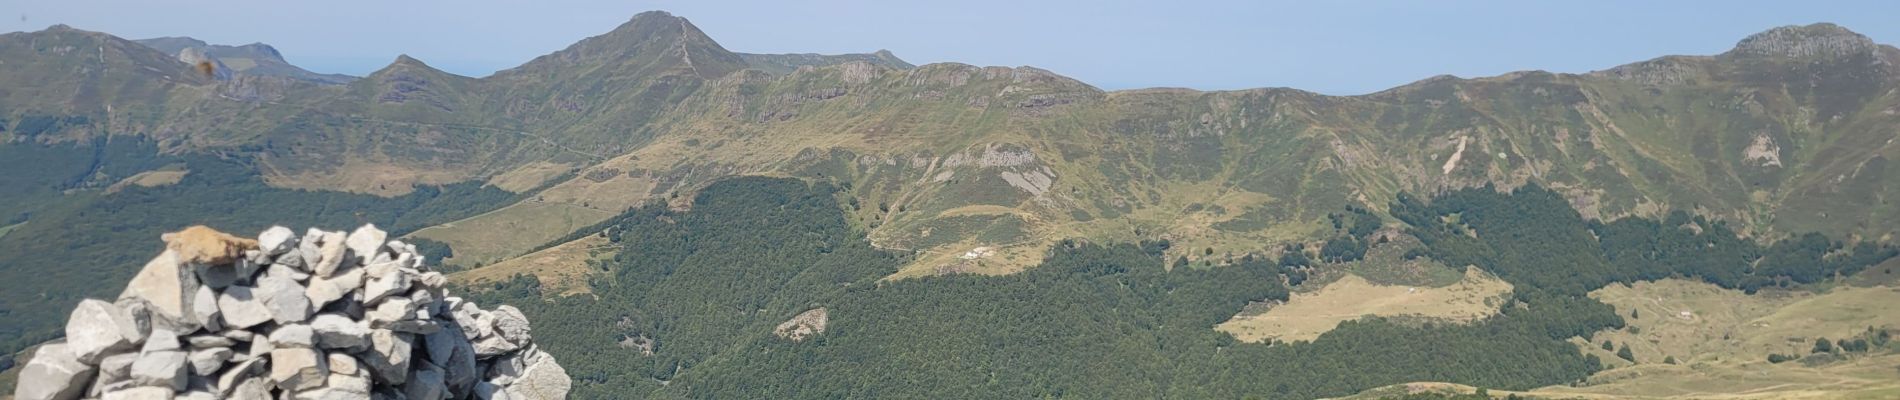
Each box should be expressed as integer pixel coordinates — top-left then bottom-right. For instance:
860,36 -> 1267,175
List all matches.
1729,23 -> 1878,60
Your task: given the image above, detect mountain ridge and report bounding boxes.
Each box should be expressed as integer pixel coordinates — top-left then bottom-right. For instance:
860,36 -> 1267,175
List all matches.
1,15 -> 1896,276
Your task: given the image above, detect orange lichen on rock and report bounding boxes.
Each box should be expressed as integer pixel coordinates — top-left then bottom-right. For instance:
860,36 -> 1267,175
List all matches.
160,225 -> 259,265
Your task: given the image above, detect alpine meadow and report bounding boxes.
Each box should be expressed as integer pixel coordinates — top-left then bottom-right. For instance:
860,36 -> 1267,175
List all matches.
4,6 -> 1900,400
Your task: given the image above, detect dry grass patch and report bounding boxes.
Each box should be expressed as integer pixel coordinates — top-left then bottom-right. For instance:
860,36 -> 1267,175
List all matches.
408,201 -> 616,268
1216,266 -> 1512,343
1540,279 -> 1900,399
487,161 -> 575,193
452,234 -> 614,296
105,169 -> 188,193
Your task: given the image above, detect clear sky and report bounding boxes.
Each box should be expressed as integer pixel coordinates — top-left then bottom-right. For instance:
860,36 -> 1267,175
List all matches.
7,0 -> 1897,95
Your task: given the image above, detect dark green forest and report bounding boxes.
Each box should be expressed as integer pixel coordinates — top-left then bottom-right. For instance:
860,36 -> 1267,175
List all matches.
0,142 -> 520,356
462,178 -> 1897,399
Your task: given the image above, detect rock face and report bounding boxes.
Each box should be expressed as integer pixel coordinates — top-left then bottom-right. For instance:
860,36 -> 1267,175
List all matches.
14,225 -> 571,400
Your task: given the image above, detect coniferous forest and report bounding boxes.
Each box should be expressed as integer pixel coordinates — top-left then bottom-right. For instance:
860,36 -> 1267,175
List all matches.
465,177 -> 1896,399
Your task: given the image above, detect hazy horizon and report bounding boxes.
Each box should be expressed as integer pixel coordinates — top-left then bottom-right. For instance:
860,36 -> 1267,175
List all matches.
9,0 -> 1899,95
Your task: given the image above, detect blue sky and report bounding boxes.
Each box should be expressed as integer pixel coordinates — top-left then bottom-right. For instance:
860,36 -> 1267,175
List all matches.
8,0 -> 1897,95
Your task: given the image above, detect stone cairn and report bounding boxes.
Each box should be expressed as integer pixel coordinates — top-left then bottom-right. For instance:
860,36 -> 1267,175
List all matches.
13,225 -> 570,400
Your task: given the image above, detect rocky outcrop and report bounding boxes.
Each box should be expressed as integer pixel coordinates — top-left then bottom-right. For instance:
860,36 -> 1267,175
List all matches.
13,225 -> 569,400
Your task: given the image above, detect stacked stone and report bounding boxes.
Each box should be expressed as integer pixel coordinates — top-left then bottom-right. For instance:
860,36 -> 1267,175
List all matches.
13,225 -> 570,400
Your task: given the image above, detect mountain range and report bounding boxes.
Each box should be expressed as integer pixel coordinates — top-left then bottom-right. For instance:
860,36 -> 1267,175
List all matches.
2,11 -> 1900,398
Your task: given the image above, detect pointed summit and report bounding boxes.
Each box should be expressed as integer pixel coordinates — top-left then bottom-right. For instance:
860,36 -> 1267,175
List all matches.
1728,23 -> 1879,60
492,10 -> 744,80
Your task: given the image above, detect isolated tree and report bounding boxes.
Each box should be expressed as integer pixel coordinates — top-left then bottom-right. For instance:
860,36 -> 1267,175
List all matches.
1663,356 -> 1677,365
1616,345 -> 1635,362
1601,340 -> 1615,351
1813,338 -> 1834,354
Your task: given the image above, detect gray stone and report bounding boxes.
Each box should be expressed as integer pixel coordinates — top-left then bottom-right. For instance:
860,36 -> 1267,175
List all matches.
229,376 -> 273,400
345,224 -> 388,263
65,299 -> 144,364
327,352 -> 360,376
361,329 -> 412,385
313,231 -> 349,277
117,250 -> 200,329
13,343 -> 96,400
366,297 -> 417,329
217,285 -> 273,330
129,349 -> 189,391
269,324 -> 317,348
214,358 -> 266,398
492,306 -> 532,345
294,373 -> 371,400
177,390 -> 217,400
89,352 -> 140,397
304,265 -> 365,310
268,263 -> 312,282
187,347 -> 233,376
194,263 -> 241,290
186,334 -> 235,349
501,350 -> 570,400
258,226 -> 297,255
190,286 -> 221,332
310,314 -> 370,351
472,334 -> 518,358
101,387 -> 174,400
363,266 -> 410,305
220,329 -> 255,342
270,347 -> 329,391
401,362 -> 446,400
299,228 -> 326,269
425,327 -> 479,398
276,250 -> 307,270
472,382 -> 512,400
142,329 -> 181,353
258,270 -> 312,324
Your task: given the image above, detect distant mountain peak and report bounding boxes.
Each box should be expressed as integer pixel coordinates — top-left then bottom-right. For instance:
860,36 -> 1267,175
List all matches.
132,36 -> 356,84
1729,23 -> 1878,59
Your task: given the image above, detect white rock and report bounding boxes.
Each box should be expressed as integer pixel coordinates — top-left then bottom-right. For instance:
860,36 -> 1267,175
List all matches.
88,352 -> 140,397
327,352 -> 361,376
217,285 -> 273,330
257,270 -> 312,324
361,329 -> 413,385
258,226 -> 296,255
269,324 -> 317,348
304,265 -> 365,310
502,349 -> 571,400
313,230 -> 348,277
299,228 -> 326,268
129,349 -> 189,391
310,313 -> 370,351
269,347 -> 329,391
190,286 -> 221,332
142,329 -> 182,353
117,250 -> 200,330
101,387 -> 174,400
186,334 -> 235,349
492,306 -> 533,345
214,358 -> 266,398
293,372 -> 371,400
362,266 -> 411,305
13,343 -> 97,400
65,299 -> 144,364
472,334 -> 518,358
345,224 -> 388,263
187,347 -> 233,376
366,297 -> 417,328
